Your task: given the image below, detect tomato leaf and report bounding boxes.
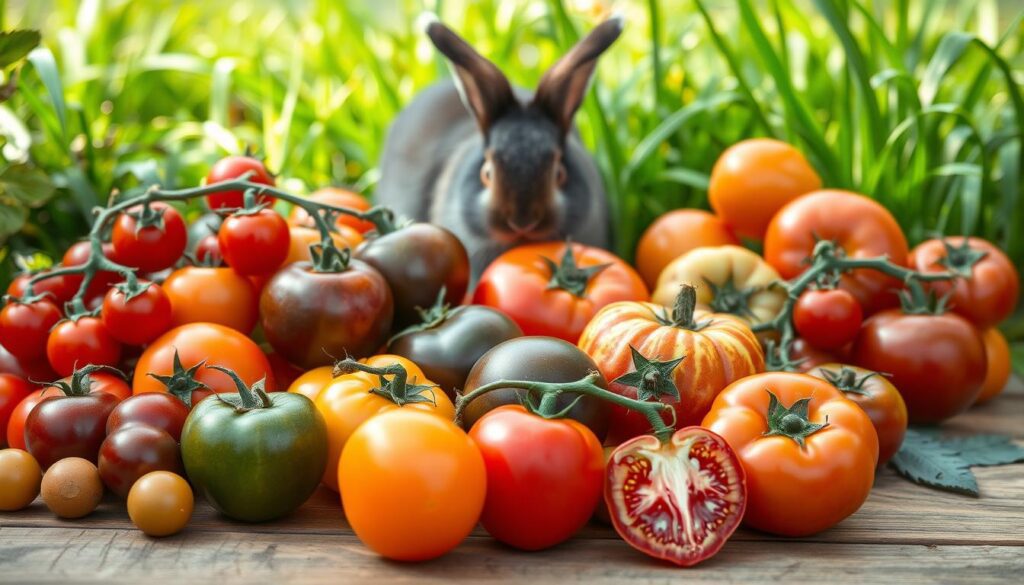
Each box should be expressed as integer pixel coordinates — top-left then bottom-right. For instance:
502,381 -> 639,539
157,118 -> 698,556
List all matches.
0,163 -> 57,207
941,434 -> 1024,467
889,428 -> 1024,496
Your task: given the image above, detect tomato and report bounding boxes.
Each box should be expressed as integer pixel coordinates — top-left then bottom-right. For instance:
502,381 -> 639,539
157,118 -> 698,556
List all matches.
807,364 -> 907,465
579,286 -> 765,443
977,328 -> 1011,404
287,366 -> 334,402
5,389 -> 50,450
289,187 -> 375,234
852,308 -> 986,423
787,337 -> 842,372
473,241 -> 648,343
908,237 -> 1019,330
765,190 -> 909,314
7,271 -> 76,307
46,317 -> 123,377
260,261 -> 393,369
462,336 -> 611,440
635,210 -> 740,288
387,304 -> 523,399
62,241 -> 125,304
339,409 -> 486,561
68,370 -> 132,402
133,323 -> 274,407
793,288 -> 863,351
193,234 -> 222,265
702,372 -> 878,536
98,424 -> 183,498
470,405 -> 604,550
315,355 -> 453,491
356,223 -> 470,330
0,448 -> 42,511
218,209 -> 291,276
265,351 -> 304,391
111,203 -> 188,273
204,155 -> 276,210
708,139 -> 821,240
0,343 -> 56,381
162,266 -> 258,334
101,282 -> 173,345
0,299 -> 62,360
26,385 -> 120,468
127,471 -> 194,537
283,225 -> 363,266
606,427 -> 746,566
652,245 -> 785,330
0,375 -> 33,448
106,393 -> 190,441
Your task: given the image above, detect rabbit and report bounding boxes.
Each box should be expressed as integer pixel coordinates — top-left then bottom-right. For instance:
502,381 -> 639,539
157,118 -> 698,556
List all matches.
374,16 -> 623,281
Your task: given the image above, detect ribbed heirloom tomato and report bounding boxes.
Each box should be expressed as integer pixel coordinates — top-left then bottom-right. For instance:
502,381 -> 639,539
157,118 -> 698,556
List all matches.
635,210 -> 739,288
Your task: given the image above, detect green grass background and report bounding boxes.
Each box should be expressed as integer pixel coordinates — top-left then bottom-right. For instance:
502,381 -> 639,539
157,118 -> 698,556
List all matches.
1,0 -> 1022,367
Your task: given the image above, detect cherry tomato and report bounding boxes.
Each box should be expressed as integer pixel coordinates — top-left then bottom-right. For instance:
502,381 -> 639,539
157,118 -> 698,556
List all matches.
5,389 -> 50,450
106,393 -> 190,441
111,202 -> 188,273
636,209 -> 740,288
0,448 -> 42,511
339,409 -> 486,561
101,282 -> 173,345
0,299 -> 62,360
205,155 -> 276,210
283,225 -> 363,267
161,266 -> 258,334
218,209 -> 290,276
703,372 -> 878,536
98,424 -> 183,498
193,234 -> 222,265
46,317 -> 122,377
7,271 -> 76,307
127,471 -> 194,536
977,328 -> 1012,404
470,405 -> 604,550
0,375 -> 33,448
708,139 -> 821,240
606,427 -> 746,566
26,388 -> 120,468
0,343 -> 56,381
793,288 -> 864,350
289,187 -> 375,234
62,241 -> 125,304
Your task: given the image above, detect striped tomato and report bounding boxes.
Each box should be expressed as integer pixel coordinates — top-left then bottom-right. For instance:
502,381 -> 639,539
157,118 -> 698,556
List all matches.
578,285 -> 764,444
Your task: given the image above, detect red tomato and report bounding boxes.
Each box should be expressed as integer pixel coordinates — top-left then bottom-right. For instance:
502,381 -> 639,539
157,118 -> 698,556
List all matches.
0,299 -> 62,360
193,234 -> 222,265
764,190 -> 909,314
101,282 -> 173,346
0,343 -> 56,381
218,209 -> 291,276
606,427 -> 746,566
635,209 -> 740,288
908,237 -> 1019,330
787,337 -> 843,372
288,187 -> 375,234
98,424 -> 183,498
469,405 -> 604,551
7,271 -> 76,306
106,393 -> 190,441
473,241 -> 648,343
161,266 -> 258,334
111,203 -> 188,273
0,374 -> 33,448
5,388 -> 51,450
46,317 -> 123,377
26,388 -> 120,468
62,241 -> 125,303
793,289 -> 864,351
205,155 -> 276,210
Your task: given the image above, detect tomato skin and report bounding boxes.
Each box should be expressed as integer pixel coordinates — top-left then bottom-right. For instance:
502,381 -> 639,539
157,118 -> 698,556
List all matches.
98,424 -> 183,498
0,299 -> 62,360
0,344 -> 56,381
101,282 -> 173,346
339,409 -> 486,561
111,203 -> 187,273
851,309 -> 986,423
46,318 -> 123,377
0,375 -> 33,448
314,355 -> 453,492
470,405 -> 604,550
25,390 -> 120,468
289,187 -> 375,234
127,471 -> 194,537
788,338 -> 842,372
473,242 -> 648,343
636,210 -> 740,288
205,156 -> 276,210
7,271 -> 76,307
764,190 -> 909,315
977,328 -> 1011,404
702,372 -> 878,536
283,225 -> 363,267
106,393 -> 190,441
162,266 -> 258,334
908,237 -> 1019,330
708,139 -> 821,240
5,389 -> 50,450
793,289 -> 864,351
287,366 -> 334,402
218,209 -> 291,276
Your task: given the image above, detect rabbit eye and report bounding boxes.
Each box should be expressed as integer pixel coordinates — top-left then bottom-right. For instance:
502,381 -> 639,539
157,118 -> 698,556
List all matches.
555,163 -> 568,186
480,161 -> 494,187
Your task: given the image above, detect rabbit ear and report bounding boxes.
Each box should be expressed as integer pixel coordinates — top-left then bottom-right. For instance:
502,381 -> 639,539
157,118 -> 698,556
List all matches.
427,20 -> 516,134
532,16 -> 624,134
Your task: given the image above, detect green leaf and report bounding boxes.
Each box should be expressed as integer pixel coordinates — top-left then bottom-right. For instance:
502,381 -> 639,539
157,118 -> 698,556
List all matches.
941,435 -> 1024,467
0,199 -> 29,242
0,30 -> 41,69
0,164 -> 56,208
26,47 -> 66,138
889,429 -> 979,496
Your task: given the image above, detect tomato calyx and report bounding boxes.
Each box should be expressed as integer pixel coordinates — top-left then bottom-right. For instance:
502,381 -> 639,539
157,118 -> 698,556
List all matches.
147,349 -> 209,408
333,357 -> 440,407
126,203 -> 169,234
937,238 -> 987,278
897,282 -> 951,316
818,365 -> 883,397
612,346 -> 683,403
704,276 -> 759,320
110,274 -> 152,303
44,364 -> 126,397
762,389 -> 828,447
207,365 -> 272,411
542,244 -> 610,298
652,285 -> 712,331
387,287 -> 454,344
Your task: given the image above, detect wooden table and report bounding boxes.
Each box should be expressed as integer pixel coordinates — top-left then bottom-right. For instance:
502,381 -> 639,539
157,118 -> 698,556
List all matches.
2,379 -> 1022,584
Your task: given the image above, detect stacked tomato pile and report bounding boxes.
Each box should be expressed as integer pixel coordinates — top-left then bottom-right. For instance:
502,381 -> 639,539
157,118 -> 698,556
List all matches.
0,143 -> 1018,567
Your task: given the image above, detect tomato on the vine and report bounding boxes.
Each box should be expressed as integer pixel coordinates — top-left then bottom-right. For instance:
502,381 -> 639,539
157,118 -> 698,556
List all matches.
289,187 -> 375,234
7,271 -> 76,307
62,241 -> 125,304
0,374 -> 33,448
793,288 -> 863,350
204,155 -> 275,210
284,226 -> 363,267
111,203 -> 188,273
634,209 -> 739,288
101,282 -> 173,345
0,299 -> 62,360
161,266 -> 258,334
46,317 -> 122,377
218,209 -> 291,276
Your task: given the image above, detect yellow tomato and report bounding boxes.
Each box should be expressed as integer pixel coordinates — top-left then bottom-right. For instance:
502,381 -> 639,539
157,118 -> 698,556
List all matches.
288,366 -> 336,402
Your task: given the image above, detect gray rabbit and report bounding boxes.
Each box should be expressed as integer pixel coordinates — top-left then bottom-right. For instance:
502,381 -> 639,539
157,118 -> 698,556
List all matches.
375,17 -> 622,280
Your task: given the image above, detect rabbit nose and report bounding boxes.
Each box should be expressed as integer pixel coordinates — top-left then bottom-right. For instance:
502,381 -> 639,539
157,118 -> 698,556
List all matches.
506,217 -> 542,235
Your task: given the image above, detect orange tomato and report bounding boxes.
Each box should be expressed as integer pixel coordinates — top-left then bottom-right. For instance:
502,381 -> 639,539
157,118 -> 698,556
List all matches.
287,366 -> 335,402
288,187 -> 375,234
977,328 -> 1011,404
339,409 -> 486,561
314,355 -> 453,491
162,266 -> 258,334
702,372 -> 878,536
708,139 -> 821,240
283,226 -> 363,266
635,210 -> 739,288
